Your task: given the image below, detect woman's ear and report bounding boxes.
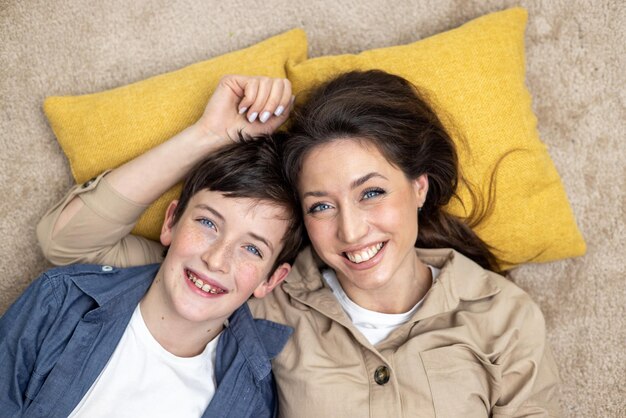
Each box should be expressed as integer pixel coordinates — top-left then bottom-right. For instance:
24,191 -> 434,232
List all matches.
253,263 -> 291,299
413,174 -> 429,208
160,200 -> 179,246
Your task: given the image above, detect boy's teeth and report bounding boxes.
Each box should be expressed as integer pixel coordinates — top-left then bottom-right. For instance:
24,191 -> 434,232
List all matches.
346,242 -> 384,264
186,270 -> 225,294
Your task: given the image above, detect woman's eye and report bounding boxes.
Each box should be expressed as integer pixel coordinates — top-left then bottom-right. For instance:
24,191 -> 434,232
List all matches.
363,188 -> 385,200
308,203 -> 332,213
244,245 -> 262,258
198,218 -> 216,230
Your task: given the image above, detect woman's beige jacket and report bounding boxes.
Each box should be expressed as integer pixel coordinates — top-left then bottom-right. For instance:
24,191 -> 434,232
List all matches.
37,174 -> 561,417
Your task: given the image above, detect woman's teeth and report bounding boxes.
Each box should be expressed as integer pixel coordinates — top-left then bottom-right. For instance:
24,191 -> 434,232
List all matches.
345,242 -> 384,264
186,270 -> 226,294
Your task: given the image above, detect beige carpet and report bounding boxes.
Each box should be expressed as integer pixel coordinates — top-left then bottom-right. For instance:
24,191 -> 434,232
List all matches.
1,0 -> 624,415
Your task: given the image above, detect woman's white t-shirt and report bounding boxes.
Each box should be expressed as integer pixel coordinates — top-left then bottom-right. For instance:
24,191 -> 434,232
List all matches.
322,265 -> 440,345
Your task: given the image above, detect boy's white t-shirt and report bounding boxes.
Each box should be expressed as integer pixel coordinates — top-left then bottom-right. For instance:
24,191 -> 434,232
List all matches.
69,304 -> 219,418
322,265 -> 440,346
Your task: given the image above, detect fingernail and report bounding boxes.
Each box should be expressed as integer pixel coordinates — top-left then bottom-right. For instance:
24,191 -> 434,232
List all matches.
247,112 -> 258,123
259,111 -> 271,123
238,106 -> 248,115
274,106 -> 285,117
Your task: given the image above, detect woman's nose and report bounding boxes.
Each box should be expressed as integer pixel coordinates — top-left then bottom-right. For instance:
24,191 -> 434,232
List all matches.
337,208 -> 369,244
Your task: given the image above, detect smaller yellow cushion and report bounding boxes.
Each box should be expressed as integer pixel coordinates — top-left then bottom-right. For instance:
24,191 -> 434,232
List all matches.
287,8 -> 585,268
45,29 -> 307,240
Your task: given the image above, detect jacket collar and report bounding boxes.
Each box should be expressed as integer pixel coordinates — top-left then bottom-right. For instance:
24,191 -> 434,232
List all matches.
224,303 -> 293,382
283,246 -> 500,322
285,246 -> 327,290
69,263 -> 292,383
69,264 -> 159,322
282,247 -> 350,326
411,248 -> 500,321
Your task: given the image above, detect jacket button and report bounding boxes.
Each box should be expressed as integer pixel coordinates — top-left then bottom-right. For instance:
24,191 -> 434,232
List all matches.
82,177 -> 97,188
374,365 -> 390,385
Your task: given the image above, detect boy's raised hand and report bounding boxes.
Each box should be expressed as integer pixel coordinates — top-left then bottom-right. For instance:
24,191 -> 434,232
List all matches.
197,75 -> 293,141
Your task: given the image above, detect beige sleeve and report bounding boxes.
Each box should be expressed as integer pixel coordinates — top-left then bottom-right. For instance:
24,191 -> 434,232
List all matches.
492,299 -> 561,417
36,171 -> 165,268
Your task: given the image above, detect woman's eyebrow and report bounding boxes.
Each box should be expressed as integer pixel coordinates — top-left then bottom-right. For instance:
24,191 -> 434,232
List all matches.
302,172 -> 388,199
350,172 -> 387,189
302,190 -> 327,198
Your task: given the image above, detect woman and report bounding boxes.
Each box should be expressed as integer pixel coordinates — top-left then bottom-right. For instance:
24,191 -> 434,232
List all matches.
37,71 -> 560,417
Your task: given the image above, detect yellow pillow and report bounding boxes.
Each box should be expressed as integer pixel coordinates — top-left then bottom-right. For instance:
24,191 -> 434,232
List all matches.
287,8 -> 585,268
44,29 -> 307,240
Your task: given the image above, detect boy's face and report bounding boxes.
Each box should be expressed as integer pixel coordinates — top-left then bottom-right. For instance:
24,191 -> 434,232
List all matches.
153,189 -> 291,327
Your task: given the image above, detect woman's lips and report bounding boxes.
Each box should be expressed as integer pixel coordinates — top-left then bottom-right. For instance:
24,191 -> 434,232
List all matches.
341,241 -> 387,270
344,242 -> 385,263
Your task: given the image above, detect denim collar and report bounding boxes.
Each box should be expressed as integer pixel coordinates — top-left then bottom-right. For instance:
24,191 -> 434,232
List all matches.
224,302 -> 292,382
69,263 -> 159,322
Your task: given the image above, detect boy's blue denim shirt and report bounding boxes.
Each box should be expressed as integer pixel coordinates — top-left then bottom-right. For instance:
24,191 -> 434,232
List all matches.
0,263 -> 292,418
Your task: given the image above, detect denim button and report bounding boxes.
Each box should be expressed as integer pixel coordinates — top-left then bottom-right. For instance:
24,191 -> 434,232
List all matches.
102,265 -> 113,272
374,365 -> 390,385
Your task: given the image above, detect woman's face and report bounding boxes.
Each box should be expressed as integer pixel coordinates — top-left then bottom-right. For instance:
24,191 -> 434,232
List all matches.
298,139 -> 429,311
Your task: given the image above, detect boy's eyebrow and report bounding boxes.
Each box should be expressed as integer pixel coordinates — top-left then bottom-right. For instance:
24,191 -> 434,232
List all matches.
302,172 -> 387,198
195,203 -> 274,253
248,232 -> 274,253
195,204 -> 225,223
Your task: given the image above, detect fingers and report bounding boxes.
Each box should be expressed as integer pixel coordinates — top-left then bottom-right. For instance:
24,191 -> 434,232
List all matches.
236,78 -> 259,118
275,79 -> 293,117
236,77 -> 293,124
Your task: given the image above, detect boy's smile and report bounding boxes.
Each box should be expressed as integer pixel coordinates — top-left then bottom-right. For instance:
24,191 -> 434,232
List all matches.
185,268 -> 228,295
140,189 -> 291,356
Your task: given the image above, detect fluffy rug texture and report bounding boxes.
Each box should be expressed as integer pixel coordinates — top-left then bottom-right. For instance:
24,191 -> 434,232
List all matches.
1,0 -> 623,416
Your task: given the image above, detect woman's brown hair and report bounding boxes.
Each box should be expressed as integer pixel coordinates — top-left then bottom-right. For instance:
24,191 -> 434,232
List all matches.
284,70 -> 500,271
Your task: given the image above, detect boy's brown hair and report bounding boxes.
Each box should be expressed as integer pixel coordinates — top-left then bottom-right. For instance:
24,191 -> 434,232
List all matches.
172,133 -> 303,271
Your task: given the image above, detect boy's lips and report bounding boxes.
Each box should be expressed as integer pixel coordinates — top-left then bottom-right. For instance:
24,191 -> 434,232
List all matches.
185,269 -> 228,295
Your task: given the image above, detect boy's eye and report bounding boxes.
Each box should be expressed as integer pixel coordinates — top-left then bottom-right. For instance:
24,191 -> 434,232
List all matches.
244,245 -> 263,258
308,202 -> 333,214
198,218 -> 216,230
362,188 -> 385,200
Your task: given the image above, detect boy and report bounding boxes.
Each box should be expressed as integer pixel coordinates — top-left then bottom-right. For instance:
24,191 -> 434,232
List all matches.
0,77 -> 303,417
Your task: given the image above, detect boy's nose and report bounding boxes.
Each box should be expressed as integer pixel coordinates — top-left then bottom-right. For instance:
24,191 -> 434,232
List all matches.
201,240 -> 231,274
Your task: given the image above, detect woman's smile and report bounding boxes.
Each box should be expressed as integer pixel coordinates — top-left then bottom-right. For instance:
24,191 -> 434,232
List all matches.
343,241 -> 385,264
299,138 -> 429,313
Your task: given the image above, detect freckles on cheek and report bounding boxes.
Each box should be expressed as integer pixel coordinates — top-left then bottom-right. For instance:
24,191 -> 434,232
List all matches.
235,264 -> 265,292
174,228 -> 205,253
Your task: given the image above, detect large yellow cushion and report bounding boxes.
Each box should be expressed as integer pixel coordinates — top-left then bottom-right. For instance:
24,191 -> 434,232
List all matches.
44,29 -> 307,240
287,8 -> 585,268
